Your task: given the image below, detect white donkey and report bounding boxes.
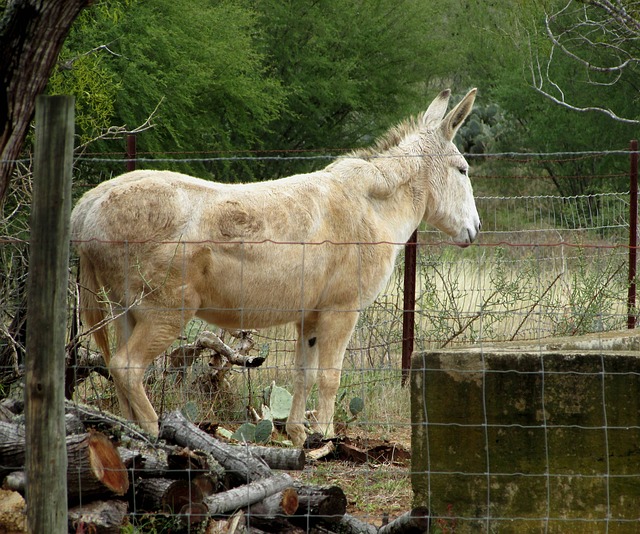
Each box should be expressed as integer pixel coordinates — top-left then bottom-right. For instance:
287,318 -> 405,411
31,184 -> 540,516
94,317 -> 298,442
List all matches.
71,88 -> 480,446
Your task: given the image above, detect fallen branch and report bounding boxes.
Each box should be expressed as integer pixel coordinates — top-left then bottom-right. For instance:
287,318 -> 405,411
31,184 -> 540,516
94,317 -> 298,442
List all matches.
377,506 -> 430,534
160,410 -> 272,485
168,330 -> 264,369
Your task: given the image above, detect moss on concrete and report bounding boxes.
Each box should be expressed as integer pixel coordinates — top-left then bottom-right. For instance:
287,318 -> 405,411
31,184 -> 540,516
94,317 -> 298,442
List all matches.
411,347 -> 640,533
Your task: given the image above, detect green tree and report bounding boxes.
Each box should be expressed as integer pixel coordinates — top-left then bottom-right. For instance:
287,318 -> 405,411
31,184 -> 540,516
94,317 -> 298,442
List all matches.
49,0 -> 287,182
254,0 -> 453,176
422,0 -> 637,197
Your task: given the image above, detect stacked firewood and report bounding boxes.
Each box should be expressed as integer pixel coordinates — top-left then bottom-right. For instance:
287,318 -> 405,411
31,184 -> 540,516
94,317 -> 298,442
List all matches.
0,399 -> 429,533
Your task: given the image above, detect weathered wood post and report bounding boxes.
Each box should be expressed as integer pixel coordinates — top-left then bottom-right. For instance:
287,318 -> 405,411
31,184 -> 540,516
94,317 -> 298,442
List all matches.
628,139 -> 638,329
25,95 -> 75,533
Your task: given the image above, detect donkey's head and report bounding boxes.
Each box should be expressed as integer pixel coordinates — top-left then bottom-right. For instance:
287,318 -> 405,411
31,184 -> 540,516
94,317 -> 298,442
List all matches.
418,88 -> 480,246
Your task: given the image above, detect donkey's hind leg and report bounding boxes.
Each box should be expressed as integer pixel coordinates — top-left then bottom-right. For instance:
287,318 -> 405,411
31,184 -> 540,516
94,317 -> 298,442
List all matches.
111,310 -> 137,421
109,309 -> 194,435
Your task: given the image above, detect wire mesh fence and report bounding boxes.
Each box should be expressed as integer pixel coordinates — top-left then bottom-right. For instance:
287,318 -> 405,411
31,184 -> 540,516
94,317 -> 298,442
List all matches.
0,148 -> 638,532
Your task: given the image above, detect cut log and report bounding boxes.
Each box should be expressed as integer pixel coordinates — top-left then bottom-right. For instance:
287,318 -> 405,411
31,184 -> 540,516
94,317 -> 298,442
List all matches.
338,513 -> 378,534
67,499 -> 128,534
377,507 -> 430,534
117,446 -> 144,470
117,444 -> 169,478
291,483 -> 347,526
178,501 -> 209,525
64,412 -> 86,435
231,443 -> 305,471
65,400 -> 157,443
167,446 -> 225,484
0,421 -> 26,478
192,473 -> 219,498
204,472 -> 294,516
0,422 -> 128,503
0,403 -> 15,423
160,410 -> 271,485
0,398 -> 23,415
246,487 -> 299,532
135,477 -> 204,513
67,431 -> 129,504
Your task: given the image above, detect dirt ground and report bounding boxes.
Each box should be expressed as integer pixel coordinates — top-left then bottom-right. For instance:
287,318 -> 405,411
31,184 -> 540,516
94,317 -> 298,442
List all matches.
291,426 -> 413,528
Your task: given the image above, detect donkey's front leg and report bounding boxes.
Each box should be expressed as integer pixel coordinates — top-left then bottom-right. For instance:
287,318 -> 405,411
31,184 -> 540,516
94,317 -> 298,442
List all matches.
287,319 -> 320,447
313,310 -> 359,440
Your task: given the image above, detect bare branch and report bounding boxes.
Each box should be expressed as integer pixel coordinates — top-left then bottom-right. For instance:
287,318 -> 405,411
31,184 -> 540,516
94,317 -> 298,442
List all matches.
59,43 -> 124,70
530,0 -> 640,124
74,97 -> 164,154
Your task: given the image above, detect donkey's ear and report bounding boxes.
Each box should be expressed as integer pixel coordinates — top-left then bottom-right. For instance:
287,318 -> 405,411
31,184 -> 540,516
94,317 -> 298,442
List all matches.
421,89 -> 451,129
439,88 -> 477,141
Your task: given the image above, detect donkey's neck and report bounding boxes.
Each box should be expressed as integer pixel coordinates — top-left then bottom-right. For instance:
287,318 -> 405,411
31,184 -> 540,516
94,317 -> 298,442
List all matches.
369,150 -> 426,235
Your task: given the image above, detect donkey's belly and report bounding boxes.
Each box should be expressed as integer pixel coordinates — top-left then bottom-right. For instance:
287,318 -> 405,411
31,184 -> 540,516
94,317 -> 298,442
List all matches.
194,306 -> 304,330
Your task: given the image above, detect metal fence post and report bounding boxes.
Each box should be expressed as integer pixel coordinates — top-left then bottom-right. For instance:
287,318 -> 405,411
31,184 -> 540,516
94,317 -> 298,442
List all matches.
126,133 -> 137,171
628,139 -> 638,329
402,229 -> 418,385
26,95 -> 74,533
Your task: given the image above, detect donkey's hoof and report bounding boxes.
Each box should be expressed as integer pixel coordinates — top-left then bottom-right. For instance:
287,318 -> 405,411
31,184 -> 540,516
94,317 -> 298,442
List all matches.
286,422 -> 307,448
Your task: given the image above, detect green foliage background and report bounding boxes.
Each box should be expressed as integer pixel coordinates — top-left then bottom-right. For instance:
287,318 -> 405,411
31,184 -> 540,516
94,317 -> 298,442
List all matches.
42,0 -> 640,192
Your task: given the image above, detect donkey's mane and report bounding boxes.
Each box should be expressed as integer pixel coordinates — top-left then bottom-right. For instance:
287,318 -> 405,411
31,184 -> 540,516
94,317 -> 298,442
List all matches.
349,116 -> 420,160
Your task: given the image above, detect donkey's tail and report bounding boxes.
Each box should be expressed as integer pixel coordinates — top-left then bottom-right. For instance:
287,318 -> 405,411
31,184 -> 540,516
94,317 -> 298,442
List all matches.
78,253 -> 112,365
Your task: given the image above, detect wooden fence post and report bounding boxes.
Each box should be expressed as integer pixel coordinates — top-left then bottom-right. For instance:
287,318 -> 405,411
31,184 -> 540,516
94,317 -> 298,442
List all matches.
629,139 -> 638,329
25,95 -> 75,533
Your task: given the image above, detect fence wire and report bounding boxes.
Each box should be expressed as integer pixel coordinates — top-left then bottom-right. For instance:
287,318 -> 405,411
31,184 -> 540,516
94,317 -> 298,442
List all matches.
0,149 -> 638,532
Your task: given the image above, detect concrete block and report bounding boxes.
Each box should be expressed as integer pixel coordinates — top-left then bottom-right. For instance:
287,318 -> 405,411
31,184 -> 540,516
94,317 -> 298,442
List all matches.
411,346 -> 640,533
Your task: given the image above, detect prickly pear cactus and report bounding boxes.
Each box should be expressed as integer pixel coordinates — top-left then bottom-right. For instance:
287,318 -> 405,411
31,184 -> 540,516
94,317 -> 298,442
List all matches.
255,419 -> 274,444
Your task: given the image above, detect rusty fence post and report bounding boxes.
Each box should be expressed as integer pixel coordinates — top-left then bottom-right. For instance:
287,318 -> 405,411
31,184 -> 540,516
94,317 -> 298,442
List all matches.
126,133 -> 137,171
628,139 -> 638,329
402,229 -> 418,385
